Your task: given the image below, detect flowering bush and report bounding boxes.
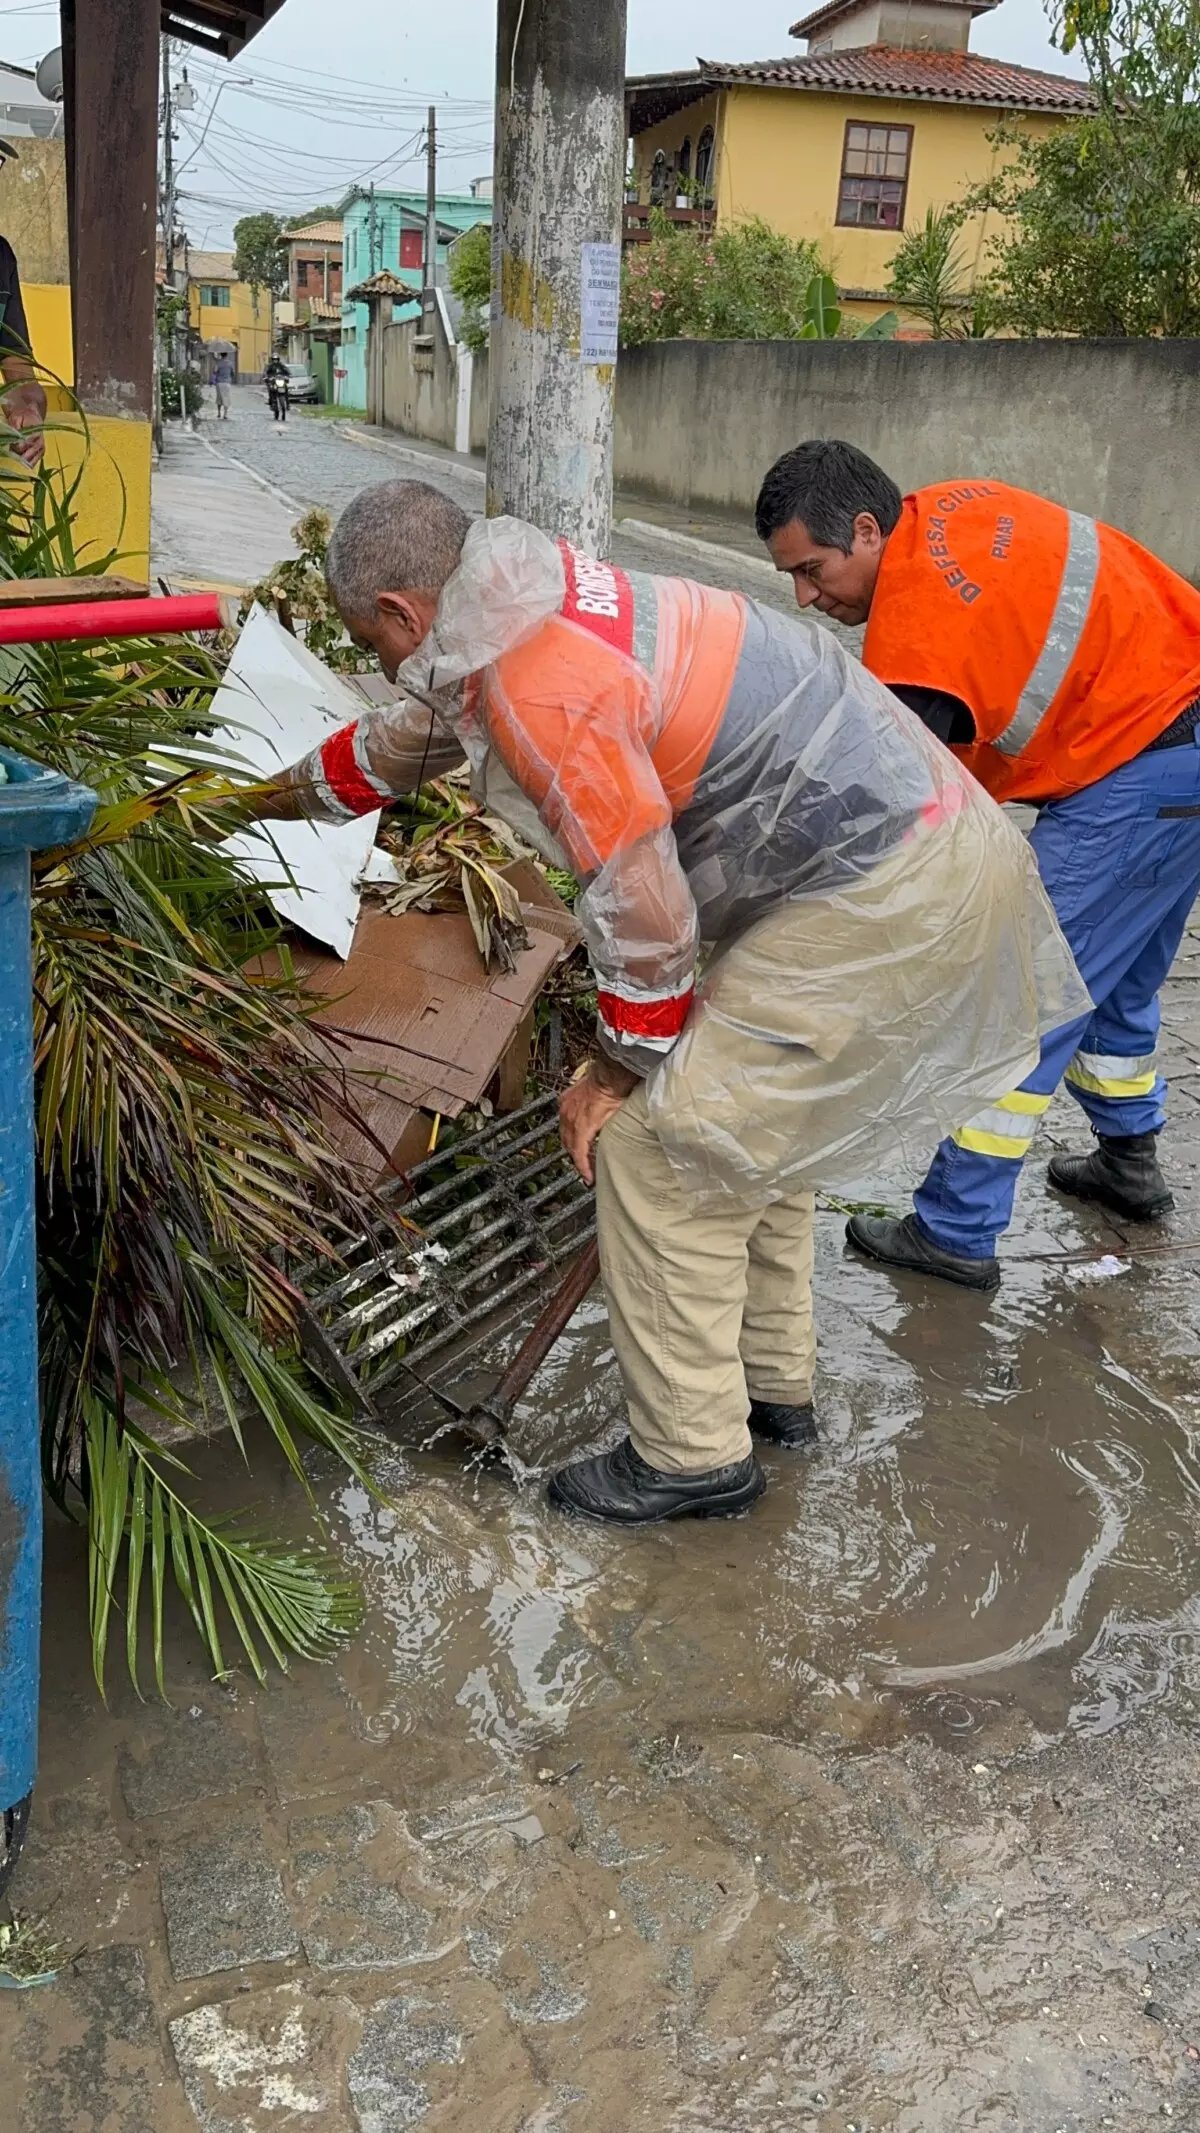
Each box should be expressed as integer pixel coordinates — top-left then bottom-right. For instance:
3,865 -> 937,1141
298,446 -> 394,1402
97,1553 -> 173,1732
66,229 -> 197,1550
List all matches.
621,215 -> 828,345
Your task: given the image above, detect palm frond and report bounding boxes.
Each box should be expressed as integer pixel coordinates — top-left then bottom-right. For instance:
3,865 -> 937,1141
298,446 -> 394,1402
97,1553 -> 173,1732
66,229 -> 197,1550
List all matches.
0,443 -> 399,1691
84,1400 -> 362,1694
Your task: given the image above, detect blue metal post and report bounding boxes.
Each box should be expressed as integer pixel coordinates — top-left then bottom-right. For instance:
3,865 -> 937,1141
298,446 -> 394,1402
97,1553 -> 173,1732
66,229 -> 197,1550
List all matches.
0,753 -> 95,1887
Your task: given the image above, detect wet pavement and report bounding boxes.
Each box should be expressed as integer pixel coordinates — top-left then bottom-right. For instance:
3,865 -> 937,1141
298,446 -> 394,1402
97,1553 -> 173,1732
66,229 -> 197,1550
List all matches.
150,387 -> 835,629
6,397 -> 1200,2130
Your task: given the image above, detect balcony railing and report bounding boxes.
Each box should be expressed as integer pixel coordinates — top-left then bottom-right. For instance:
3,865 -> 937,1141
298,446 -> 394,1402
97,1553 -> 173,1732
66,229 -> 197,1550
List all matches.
622,202 -> 714,246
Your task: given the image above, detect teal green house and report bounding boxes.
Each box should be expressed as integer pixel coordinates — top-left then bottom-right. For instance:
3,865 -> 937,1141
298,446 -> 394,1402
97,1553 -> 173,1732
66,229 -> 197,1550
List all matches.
337,185 -> 491,411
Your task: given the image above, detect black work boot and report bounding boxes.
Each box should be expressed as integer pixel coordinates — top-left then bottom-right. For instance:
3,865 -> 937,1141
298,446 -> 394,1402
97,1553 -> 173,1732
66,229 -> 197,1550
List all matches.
547,1435 -> 765,1525
1047,1132 -> 1174,1221
749,1398 -> 818,1448
846,1212 -> 1000,1292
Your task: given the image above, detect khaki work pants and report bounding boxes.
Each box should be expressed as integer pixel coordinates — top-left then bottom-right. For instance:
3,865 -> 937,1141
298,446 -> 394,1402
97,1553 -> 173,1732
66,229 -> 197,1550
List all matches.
595,1077 -> 815,1473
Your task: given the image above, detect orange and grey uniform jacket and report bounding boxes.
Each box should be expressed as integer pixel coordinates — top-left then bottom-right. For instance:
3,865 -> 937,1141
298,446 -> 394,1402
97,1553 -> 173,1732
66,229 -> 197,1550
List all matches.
290,520 -> 950,1078
863,480 -> 1200,804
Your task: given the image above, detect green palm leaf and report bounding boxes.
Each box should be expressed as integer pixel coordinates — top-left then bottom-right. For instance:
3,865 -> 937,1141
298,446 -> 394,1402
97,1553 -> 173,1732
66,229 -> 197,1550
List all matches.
2,436 -> 396,1692
84,1402 -> 362,1693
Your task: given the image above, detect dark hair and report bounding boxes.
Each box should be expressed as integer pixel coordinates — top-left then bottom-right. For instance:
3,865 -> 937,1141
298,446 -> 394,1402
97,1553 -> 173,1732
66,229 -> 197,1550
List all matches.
754,439 -> 902,551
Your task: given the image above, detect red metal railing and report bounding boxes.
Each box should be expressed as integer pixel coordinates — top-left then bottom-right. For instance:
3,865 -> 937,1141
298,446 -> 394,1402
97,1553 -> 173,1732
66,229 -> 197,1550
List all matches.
0,593 -> 229,647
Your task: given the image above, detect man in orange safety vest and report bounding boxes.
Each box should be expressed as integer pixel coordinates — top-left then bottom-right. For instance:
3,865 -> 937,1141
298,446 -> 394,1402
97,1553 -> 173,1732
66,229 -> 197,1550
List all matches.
757,438 -> 1200,1289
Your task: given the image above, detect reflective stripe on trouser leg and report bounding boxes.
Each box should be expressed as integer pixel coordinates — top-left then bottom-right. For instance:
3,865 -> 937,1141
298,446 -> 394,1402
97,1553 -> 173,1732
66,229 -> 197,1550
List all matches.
1065,1048 -> 1156,1098
1064,1048 -> 1166,1136
950,1088 -> 1053,1161
914,1090 -> 1056,1258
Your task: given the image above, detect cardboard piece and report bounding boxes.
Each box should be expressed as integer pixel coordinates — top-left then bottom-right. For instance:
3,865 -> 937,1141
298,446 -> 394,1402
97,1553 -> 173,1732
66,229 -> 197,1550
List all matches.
291,861 -> 582,1183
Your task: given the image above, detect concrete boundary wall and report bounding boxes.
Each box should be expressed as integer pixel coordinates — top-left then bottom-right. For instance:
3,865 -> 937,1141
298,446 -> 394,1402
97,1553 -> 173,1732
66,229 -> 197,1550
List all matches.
373,332 -> 1200,580
612,339 -> 1200,582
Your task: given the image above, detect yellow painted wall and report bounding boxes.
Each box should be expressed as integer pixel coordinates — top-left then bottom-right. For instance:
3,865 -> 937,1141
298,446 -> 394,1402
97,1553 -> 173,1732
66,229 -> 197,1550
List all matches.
722,86 -> 1058,296
188,281 -> 272,375
20,283 -> 73,386
634,84 -> 1060,304
42,414 -> 152,579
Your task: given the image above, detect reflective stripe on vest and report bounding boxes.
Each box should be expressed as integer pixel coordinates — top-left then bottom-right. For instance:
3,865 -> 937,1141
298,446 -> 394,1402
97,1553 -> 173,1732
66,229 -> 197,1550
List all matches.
993,511 -> 1101,758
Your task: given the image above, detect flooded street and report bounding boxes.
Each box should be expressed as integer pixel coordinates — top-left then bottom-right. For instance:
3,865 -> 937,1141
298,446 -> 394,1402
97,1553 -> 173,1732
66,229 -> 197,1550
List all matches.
8,989 -> 1200,2130
5,403 -> 1199,2129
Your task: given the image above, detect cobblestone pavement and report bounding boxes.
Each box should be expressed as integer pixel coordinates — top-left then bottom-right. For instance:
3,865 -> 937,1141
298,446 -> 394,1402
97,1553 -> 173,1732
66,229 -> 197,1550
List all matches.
6,387 -> 1200,2132
7,938 -> 1200,2132
156,386 -> 844,632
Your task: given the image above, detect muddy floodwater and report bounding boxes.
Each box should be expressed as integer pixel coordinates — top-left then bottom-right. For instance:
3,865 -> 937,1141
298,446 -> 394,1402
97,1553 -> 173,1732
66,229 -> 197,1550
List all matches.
7,969 -> 1200,2130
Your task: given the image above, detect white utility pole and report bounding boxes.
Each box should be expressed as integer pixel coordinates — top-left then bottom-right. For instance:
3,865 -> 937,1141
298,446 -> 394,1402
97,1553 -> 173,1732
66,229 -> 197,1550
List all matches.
487,0 -> 628,555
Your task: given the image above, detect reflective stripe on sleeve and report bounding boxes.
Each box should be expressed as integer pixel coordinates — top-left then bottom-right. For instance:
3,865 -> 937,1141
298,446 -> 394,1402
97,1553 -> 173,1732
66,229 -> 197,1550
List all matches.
596,984 -> 694,1048
320,722 -> 389,816
952,1088 -> 1052,1160
1065,1050 -> 1158,1099
305,742 -> 358,821
994,512 -> 1101,758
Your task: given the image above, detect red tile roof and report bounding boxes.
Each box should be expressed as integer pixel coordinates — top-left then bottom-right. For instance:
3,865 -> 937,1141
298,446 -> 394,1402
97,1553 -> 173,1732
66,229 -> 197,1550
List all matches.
627,48 -> 1096,125
700,47 -> 1096,111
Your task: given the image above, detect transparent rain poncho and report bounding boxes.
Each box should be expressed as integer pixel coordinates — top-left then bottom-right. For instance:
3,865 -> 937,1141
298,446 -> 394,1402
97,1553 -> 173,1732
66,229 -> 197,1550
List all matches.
348,517 -> 1091,1201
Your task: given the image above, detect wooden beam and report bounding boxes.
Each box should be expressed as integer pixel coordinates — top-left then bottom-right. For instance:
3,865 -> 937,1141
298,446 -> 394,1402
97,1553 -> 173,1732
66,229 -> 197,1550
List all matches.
0,577 -> 149,608
63,0 -> 159,422
163,0 -> 286,58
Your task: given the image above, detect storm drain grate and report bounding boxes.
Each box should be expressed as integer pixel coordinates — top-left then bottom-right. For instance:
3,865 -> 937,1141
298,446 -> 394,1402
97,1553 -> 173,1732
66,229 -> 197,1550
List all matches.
298,1092 -> 595,1424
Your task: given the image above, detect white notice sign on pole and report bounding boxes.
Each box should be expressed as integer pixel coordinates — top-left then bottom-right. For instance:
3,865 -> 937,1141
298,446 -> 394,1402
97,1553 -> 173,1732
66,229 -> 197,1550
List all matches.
580,241 -> 620,364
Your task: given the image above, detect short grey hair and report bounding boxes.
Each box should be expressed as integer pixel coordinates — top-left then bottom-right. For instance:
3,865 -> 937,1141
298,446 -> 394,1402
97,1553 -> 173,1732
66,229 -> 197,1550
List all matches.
326,480 -> 471,621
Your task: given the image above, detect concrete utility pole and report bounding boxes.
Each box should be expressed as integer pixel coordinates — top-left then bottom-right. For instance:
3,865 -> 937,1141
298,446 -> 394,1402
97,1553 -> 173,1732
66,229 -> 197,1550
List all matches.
161,35 -> 175,288
487,0 -> 628,555
424,104 -> 438,300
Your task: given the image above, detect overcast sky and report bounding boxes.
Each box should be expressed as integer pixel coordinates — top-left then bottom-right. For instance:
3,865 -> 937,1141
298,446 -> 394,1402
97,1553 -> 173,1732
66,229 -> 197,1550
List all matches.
4,0 -> 1083,251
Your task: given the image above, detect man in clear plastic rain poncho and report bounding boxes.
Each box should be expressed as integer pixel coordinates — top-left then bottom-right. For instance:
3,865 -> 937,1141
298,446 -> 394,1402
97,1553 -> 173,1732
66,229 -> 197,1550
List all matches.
255,479 -> 1089,1527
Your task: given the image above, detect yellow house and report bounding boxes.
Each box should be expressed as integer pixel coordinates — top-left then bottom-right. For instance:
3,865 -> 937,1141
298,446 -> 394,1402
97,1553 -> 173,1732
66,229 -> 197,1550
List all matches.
627,0 -> 1095,323
185,250 -> 272,378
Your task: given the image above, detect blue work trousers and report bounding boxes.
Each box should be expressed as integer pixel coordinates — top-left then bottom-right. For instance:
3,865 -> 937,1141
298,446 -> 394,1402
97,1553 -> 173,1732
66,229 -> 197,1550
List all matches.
914,733 -> 1200,1258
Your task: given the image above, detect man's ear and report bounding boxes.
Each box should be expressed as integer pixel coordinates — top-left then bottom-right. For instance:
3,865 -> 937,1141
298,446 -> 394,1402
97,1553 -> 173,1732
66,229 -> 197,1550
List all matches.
852,512 -> 884,554
376,589 -> 425,631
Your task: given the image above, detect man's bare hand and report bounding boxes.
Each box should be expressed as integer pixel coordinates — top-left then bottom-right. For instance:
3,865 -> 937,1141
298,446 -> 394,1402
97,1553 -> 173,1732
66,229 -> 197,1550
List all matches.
2,376 -> 46,467
245,776 -> 309,822
558,1058 -> 638,1184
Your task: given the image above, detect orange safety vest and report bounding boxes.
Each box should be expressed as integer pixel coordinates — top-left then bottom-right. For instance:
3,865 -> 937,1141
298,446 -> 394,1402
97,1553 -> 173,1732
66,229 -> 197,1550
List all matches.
862,482 -> 1200,804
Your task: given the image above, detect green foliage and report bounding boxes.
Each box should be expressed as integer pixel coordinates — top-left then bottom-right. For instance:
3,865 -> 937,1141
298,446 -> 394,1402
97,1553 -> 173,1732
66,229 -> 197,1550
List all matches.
1051,0 -> 1200,109
446,213 -> 898,349
799,271 -> 842,339
0,457 -> 387,1692
159,368 -> 203,419
242,507 -> 374,671
233,210 -> 289,296
448,222 -> 493,353
886,206 -> 973,337
962,1 -> 1200,336
286,204 -> 343,230
156,287 -> 188,346
796,272 -> 899,342
621,215 -> 828,344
